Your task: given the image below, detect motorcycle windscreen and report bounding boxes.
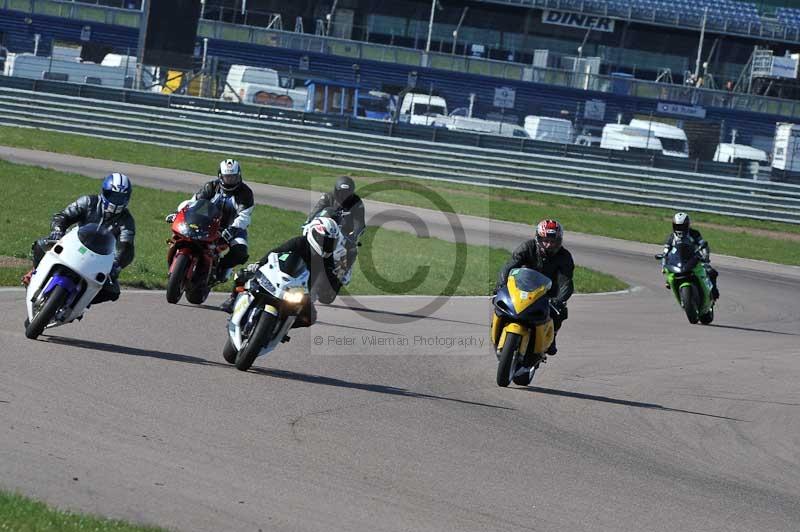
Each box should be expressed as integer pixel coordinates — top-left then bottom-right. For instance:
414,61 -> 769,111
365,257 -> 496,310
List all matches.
184,199 -> 221,228
665,237 -> 698,272
278,252 -> 309,278
77,223 -> 116,255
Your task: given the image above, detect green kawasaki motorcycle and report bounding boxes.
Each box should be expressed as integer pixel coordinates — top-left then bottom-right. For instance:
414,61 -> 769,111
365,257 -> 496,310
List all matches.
655,236 -> 716,325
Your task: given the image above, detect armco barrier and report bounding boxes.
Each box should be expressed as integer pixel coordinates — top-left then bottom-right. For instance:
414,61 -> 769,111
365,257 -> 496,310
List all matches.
1,83 -> 799,224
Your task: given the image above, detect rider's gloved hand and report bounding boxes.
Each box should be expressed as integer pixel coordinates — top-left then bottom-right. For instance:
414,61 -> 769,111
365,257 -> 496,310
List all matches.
221,228 -> 234,243
48,229 -> 64,241
165,213 -> 177,223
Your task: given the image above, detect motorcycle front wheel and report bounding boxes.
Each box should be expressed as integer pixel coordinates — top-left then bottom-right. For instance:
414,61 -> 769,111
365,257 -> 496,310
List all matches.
25,285 -> 68,339
680,284 -> 699,324
235,311 -> 277,371
166,254 -> 190,304
496,332 -> 521,387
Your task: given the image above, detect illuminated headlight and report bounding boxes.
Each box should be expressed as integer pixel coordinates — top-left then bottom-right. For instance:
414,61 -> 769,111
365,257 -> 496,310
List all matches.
283,289 -> 305,304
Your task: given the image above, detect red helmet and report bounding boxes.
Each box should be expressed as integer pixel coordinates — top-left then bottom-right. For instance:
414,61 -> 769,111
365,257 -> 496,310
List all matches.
535,219 -> 563,256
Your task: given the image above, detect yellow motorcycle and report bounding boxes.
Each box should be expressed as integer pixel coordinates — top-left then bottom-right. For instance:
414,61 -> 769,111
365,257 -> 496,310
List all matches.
491,268 -> 555,387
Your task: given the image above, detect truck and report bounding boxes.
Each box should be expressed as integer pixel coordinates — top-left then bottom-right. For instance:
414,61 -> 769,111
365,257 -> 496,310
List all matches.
523,116 -> 573,144
220,64 -> 307,111
600,124 -> 664,154
628,119 -> 689,158
397,93 -> 448,126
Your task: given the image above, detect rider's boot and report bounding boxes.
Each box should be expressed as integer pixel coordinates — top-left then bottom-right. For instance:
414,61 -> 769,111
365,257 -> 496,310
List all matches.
546,336 -> 557,357
20,269 -> 34,287
219,291 -> 237,313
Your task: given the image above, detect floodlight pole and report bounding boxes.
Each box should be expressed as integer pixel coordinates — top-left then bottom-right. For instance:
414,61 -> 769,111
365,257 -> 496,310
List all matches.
425,0 -> 436,53
134,0 -> 151,91
694,7 -> 708,81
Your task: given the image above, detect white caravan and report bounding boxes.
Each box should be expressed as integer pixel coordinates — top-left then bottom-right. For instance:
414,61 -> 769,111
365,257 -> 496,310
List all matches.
772,123 -> 800,173
523,116 -> 573,144
600,124 -> 664,154
3,52 -> 138,88
713,143 -> 768,165
628,119 -> 689,158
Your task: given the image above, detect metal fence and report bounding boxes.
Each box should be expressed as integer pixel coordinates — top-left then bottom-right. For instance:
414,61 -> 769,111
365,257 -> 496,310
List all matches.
1,79 -> 799,224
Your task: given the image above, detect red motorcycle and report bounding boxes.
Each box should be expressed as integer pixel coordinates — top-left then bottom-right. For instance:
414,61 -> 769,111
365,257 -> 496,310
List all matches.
166,199 -> 229,304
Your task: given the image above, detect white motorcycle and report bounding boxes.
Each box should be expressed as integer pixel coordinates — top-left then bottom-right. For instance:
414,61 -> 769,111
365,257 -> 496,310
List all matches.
24,224 -> 116,340
222,251 -> 310,371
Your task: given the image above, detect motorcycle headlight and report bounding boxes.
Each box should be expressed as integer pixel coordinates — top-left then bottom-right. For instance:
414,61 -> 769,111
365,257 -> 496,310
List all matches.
283,289 -> 305,304
177,222 -> 191,236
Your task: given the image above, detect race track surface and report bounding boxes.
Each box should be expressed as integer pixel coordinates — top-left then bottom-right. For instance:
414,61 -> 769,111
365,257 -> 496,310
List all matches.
1,148 -> 799,531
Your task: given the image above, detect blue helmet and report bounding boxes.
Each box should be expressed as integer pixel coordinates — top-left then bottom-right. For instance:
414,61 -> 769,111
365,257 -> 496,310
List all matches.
101,173 -> 132,216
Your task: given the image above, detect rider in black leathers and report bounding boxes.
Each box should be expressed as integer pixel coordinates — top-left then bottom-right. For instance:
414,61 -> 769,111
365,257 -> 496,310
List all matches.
23,173 -> 136,305
496,219 -> 574,357
663,212 -> 719,299
306,176 -> 366,238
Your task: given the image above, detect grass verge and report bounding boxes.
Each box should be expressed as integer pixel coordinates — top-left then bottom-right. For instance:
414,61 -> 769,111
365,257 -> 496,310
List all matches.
0,490 -> 167,532
1,125 -> 798,265
0,161 -> 627,294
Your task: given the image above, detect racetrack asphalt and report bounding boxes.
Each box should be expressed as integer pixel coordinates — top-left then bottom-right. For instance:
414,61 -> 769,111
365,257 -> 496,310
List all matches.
1,147 -> 799,531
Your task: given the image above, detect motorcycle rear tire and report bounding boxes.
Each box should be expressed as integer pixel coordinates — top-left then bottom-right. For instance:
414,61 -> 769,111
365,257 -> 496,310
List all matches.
496,332 -> 521,387
222,335 -> 237,364
680,284 -> 699,324
699,307 -> 714,325
235,311 -> 277,371
166,254 -> 190,304
25,285 -> 68,340
185,285 -> 209,305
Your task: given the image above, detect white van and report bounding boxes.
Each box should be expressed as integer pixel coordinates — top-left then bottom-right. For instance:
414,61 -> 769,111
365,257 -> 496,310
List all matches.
629,119 -> 689,158
600,124 -> 664,154
398,93 -> 448,126
713,143 -> 768,165
523,116 -> 573,144
220,64 -> 307,110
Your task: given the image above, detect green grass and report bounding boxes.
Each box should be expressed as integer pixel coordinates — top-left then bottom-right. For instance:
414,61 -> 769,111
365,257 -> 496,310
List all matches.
0,490 -> 167,532
0,161 -> 627,295
1,125 -> 798,265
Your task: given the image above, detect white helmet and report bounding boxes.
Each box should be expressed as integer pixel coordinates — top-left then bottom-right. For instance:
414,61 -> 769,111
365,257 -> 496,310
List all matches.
672,212 -> 690,236
218,159 -> 242,193
304,217 -> 341,258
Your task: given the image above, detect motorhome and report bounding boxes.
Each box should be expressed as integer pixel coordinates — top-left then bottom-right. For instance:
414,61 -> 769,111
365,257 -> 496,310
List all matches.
523,116 -> 573,144
600,124 -> 664,154
398,93 -> 448,126
220,64 -> 307,111
629,119 -> 689,158
713,143 -> 768,165
3,52 -> 138,88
